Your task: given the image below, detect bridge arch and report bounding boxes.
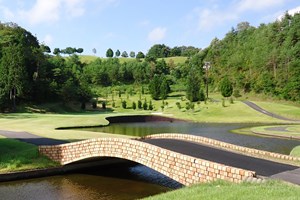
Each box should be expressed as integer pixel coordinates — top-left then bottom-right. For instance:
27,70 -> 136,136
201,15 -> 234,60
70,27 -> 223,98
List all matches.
39,137 -> 255,186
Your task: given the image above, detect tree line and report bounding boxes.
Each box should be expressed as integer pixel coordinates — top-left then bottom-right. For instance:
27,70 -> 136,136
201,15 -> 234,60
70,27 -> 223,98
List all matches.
0,12 -> 299,112
201,13 -> 300,101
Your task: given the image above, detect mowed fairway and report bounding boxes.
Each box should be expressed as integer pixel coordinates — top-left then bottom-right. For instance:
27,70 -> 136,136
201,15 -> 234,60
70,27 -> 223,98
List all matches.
0,113 -> 133,141
0,97 -> 299,142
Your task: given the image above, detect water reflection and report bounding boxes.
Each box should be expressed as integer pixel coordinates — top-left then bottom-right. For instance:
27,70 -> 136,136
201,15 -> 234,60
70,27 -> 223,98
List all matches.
0,163 -> 178,200
77,122 -> 300,154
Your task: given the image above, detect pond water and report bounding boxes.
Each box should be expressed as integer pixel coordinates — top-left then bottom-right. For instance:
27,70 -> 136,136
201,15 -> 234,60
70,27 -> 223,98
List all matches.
0,162 -> 181,200
78,121 -> 300,154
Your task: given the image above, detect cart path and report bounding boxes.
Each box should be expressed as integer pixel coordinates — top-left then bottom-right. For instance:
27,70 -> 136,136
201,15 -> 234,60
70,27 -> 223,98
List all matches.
0,130 -> 67,145
243,101 -> 300,122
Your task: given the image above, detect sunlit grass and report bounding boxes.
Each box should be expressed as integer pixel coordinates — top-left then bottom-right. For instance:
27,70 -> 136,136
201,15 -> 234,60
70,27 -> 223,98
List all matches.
78,55 -> 187,65
0,136 -> 58,173
0,112 -> 133,141
253,101 -> 300,120
290,146 -> 300,157
144,180 -> 300,200
251,125 -> 300,137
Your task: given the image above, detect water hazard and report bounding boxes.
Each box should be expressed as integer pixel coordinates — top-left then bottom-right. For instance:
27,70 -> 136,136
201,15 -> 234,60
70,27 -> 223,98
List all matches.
0,161 -> 181,200
77,121 -> 300,154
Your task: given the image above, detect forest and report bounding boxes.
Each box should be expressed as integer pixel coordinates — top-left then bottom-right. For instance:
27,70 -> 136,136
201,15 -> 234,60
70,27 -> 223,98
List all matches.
0,12 -> 299,111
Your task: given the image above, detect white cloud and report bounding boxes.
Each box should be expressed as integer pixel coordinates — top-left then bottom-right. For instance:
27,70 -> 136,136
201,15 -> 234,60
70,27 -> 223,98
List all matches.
0,5 -> 15,20
148,27 -> 167,43
195,8 -> 237,31
20,0 -> 61,25
288,6 -> 300,15
1,0 -> 118,25
237,0 -> 285,12
65,0 -> 86,18
277,6 -> 300,20
18,0 -> 87,25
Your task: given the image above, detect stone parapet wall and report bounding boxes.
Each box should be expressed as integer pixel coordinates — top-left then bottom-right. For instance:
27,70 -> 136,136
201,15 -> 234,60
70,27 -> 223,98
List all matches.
144,134 -> 300,162
39,138 -> 255,186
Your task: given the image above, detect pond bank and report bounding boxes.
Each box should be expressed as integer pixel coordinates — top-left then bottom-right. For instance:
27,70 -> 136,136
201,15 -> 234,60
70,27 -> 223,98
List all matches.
0,158 -> 135,182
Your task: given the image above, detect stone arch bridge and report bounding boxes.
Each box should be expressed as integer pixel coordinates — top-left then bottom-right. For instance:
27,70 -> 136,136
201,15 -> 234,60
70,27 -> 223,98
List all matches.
39,136 -> 256,186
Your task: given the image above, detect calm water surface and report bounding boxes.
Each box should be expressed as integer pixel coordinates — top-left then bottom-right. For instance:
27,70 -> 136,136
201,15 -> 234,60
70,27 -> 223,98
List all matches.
0,163 -> 181,200
79,121 -> 300,154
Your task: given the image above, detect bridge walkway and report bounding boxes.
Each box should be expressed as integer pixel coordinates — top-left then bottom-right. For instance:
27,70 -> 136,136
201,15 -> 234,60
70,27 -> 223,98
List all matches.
144,138 -> 300,185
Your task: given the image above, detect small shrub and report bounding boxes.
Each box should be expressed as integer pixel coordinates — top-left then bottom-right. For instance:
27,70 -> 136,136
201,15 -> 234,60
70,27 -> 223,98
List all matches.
143,100 -> 148,110
186,102 -> 190,110
161,105 -> 164,112
149,101 -> 153,110
138,100 -> 142,109
122,100 -> 127,109
233,89 -> 242,98
102,101 -> 107,109
176,102 -> 181,109
132,101 -> 136,110
190,102 -> 195,111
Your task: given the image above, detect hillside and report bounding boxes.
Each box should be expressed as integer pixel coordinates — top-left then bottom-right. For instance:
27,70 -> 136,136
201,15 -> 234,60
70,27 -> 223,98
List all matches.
201,13 -> 300,101
79,55 -> 188,65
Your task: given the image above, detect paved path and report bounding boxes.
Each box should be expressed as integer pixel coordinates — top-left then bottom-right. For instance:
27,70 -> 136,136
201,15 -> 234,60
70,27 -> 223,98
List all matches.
144,138 -> 300,185
243,101 -> 300,122
0,130 -> 67,145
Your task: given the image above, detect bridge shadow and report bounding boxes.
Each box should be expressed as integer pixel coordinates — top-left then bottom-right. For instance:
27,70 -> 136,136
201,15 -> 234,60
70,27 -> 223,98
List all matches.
66,157 -> 183,189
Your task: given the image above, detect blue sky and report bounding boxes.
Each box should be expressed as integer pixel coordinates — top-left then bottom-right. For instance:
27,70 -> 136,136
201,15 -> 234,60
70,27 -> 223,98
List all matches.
0,0 -> 300,57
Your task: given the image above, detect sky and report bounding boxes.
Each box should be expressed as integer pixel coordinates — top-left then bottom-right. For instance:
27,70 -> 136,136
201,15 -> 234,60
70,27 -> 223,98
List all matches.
0,0 -> 300,57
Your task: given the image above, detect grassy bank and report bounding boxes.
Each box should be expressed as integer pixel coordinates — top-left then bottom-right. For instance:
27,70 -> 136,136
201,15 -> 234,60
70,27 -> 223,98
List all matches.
253,101 -> 300,120
0,136 -> 57,173
251,125 -> 300,138
290,146 -> 300,157
144,180 -> 300,200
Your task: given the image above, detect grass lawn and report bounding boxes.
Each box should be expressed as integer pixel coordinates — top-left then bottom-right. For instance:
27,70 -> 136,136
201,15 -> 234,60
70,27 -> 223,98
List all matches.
0,136 -> 58,173
253,101 -> 300,120
109,92 -> 291,124
78,55 -> 188,65
144,180 -> 300,200
290,146 -> 300,157
250,125 -> 300,138
0,112 -> 134,141
0,92 -> 296,142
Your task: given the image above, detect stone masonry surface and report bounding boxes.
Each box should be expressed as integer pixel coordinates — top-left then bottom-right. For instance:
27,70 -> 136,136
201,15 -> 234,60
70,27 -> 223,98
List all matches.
39,137 -> 255,186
